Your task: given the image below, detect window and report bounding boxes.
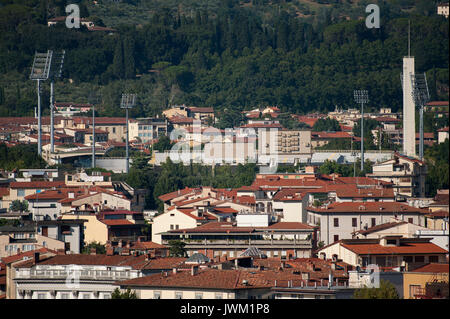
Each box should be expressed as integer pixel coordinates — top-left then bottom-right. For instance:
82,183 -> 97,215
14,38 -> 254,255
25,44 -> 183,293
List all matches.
103,294 -> 111,299
333,235 -> 339,242
37,293 -> 46,299
408,218 -> 413,224
17,189 -> 25,197
153,291 -> 161,299
61,293 -> 69,299
415,256 -> 425,263
403,256 -> 413,263
215,293 -> 223,299
371,218 -> 376,227
409,285 -> 422,298
112,127 -> 116,134
352,218 -> 357,227
170,225 -> 174,230
195,292 -> 203,299
429,256 -> 439,263
83,294 -> 90,299
175,292 -> 182,299
175,225 -> 179,230
315,295 -> 321,299
333,218 -> 339,227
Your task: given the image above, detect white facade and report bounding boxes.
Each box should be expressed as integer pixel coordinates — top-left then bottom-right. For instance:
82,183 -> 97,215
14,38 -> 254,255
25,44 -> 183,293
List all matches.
236,213 -> 270,227
307,210 -> 425,246
14,264 -> 141,299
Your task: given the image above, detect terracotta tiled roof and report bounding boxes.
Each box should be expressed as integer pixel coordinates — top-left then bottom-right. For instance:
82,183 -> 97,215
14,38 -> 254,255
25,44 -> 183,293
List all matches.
341,241 -> 447,255
426,210 -> 449,218
410,263 -> 449,273
240,123 -> 283,129
10,181 -> 65,189
234,196 -> 256,205
425,101 -> 448,106
0,248 -> 55,265
99,219 -> 134,226
117,267 -> 340,290
131,241 -> 168,250
353,221 -> 407,235
158,187 -> 199,202
12,254 -> 185,270
188,107 -> 214,113
312,131 -> 352,139
307,202 -> 428,214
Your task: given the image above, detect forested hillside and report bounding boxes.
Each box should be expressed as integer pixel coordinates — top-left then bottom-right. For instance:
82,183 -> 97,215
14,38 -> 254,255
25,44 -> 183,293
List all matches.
0,0 -> 448,119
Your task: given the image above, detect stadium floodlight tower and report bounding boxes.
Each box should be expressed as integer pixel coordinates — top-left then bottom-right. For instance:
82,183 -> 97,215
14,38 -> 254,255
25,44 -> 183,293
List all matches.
30,51 -> 53,155
121,93 -> 136,174
49,50 -> 65,154
354,90 -> 369,172
88,91 -> 101,168
410,73 -> 430,161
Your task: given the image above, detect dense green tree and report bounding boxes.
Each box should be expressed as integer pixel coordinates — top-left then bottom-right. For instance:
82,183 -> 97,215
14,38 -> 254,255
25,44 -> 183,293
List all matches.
111,288 -> 138,299
9,200 -> 29,212
312,118 -> 341,132
353,279 -> 400,299
82,241 -> 106,254
168,240 -> 187,257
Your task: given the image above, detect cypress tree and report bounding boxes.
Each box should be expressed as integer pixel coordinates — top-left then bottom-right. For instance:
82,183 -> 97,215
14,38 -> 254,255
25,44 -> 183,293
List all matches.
112,38 -> 125,79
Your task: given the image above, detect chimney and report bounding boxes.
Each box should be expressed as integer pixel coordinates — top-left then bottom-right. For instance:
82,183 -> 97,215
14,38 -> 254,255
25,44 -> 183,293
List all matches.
34,252 -> 40,264
191,265 -> 199,276
173,267 -> 178,274
106,247 -> 114,256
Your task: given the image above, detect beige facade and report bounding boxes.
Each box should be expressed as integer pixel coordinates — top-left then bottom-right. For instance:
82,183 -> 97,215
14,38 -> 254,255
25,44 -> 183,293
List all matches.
60,214 -> 108,245
368,154 -> 427,198
162,106 -> 189,119
403,271 -> 449,299
151,209 -> 202,244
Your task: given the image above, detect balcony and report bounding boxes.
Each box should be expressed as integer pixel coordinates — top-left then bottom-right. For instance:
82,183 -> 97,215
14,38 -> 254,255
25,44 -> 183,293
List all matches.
163,238 -> 311,247
16,269 -> 138,281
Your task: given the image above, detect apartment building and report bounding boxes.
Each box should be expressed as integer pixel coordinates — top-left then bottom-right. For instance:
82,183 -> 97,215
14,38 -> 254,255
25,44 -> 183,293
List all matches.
128,118 -> 167,144
367,153 -> 427,198
158,211 -> 317,260
317,237 -> 448,269
306,201 -> 429,246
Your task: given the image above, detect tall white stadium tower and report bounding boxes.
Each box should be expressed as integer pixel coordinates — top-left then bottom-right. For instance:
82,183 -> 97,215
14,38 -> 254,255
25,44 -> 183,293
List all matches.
402,23 -> 416,157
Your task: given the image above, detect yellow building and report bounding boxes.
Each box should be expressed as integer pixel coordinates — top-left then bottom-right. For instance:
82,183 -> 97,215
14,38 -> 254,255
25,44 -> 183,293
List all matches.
403,263 -> 449,299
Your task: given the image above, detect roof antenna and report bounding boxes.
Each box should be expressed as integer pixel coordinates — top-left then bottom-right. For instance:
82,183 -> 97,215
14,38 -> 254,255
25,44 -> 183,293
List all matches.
408,20 -> 411,57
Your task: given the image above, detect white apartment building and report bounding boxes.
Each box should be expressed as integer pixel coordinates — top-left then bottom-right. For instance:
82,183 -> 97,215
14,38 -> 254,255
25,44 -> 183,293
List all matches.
306,202 -> 429,246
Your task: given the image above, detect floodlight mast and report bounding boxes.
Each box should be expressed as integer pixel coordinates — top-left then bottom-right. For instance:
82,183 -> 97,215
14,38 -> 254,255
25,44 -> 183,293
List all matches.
354,90 -> 369,172
411,73 -> 430,161
121,93 -> 136,174
30,51 -> 53,156
88,92 -> 100,169
49,50 -> 65,154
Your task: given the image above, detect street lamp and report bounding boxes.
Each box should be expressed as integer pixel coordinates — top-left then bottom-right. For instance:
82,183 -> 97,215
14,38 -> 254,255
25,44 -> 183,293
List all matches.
354,90 -> 369,172
121,93 -> 136,174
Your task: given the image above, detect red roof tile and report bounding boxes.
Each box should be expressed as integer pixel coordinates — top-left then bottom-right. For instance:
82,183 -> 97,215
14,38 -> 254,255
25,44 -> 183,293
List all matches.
341,242 -> 447,255
410,263 -> 449,273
